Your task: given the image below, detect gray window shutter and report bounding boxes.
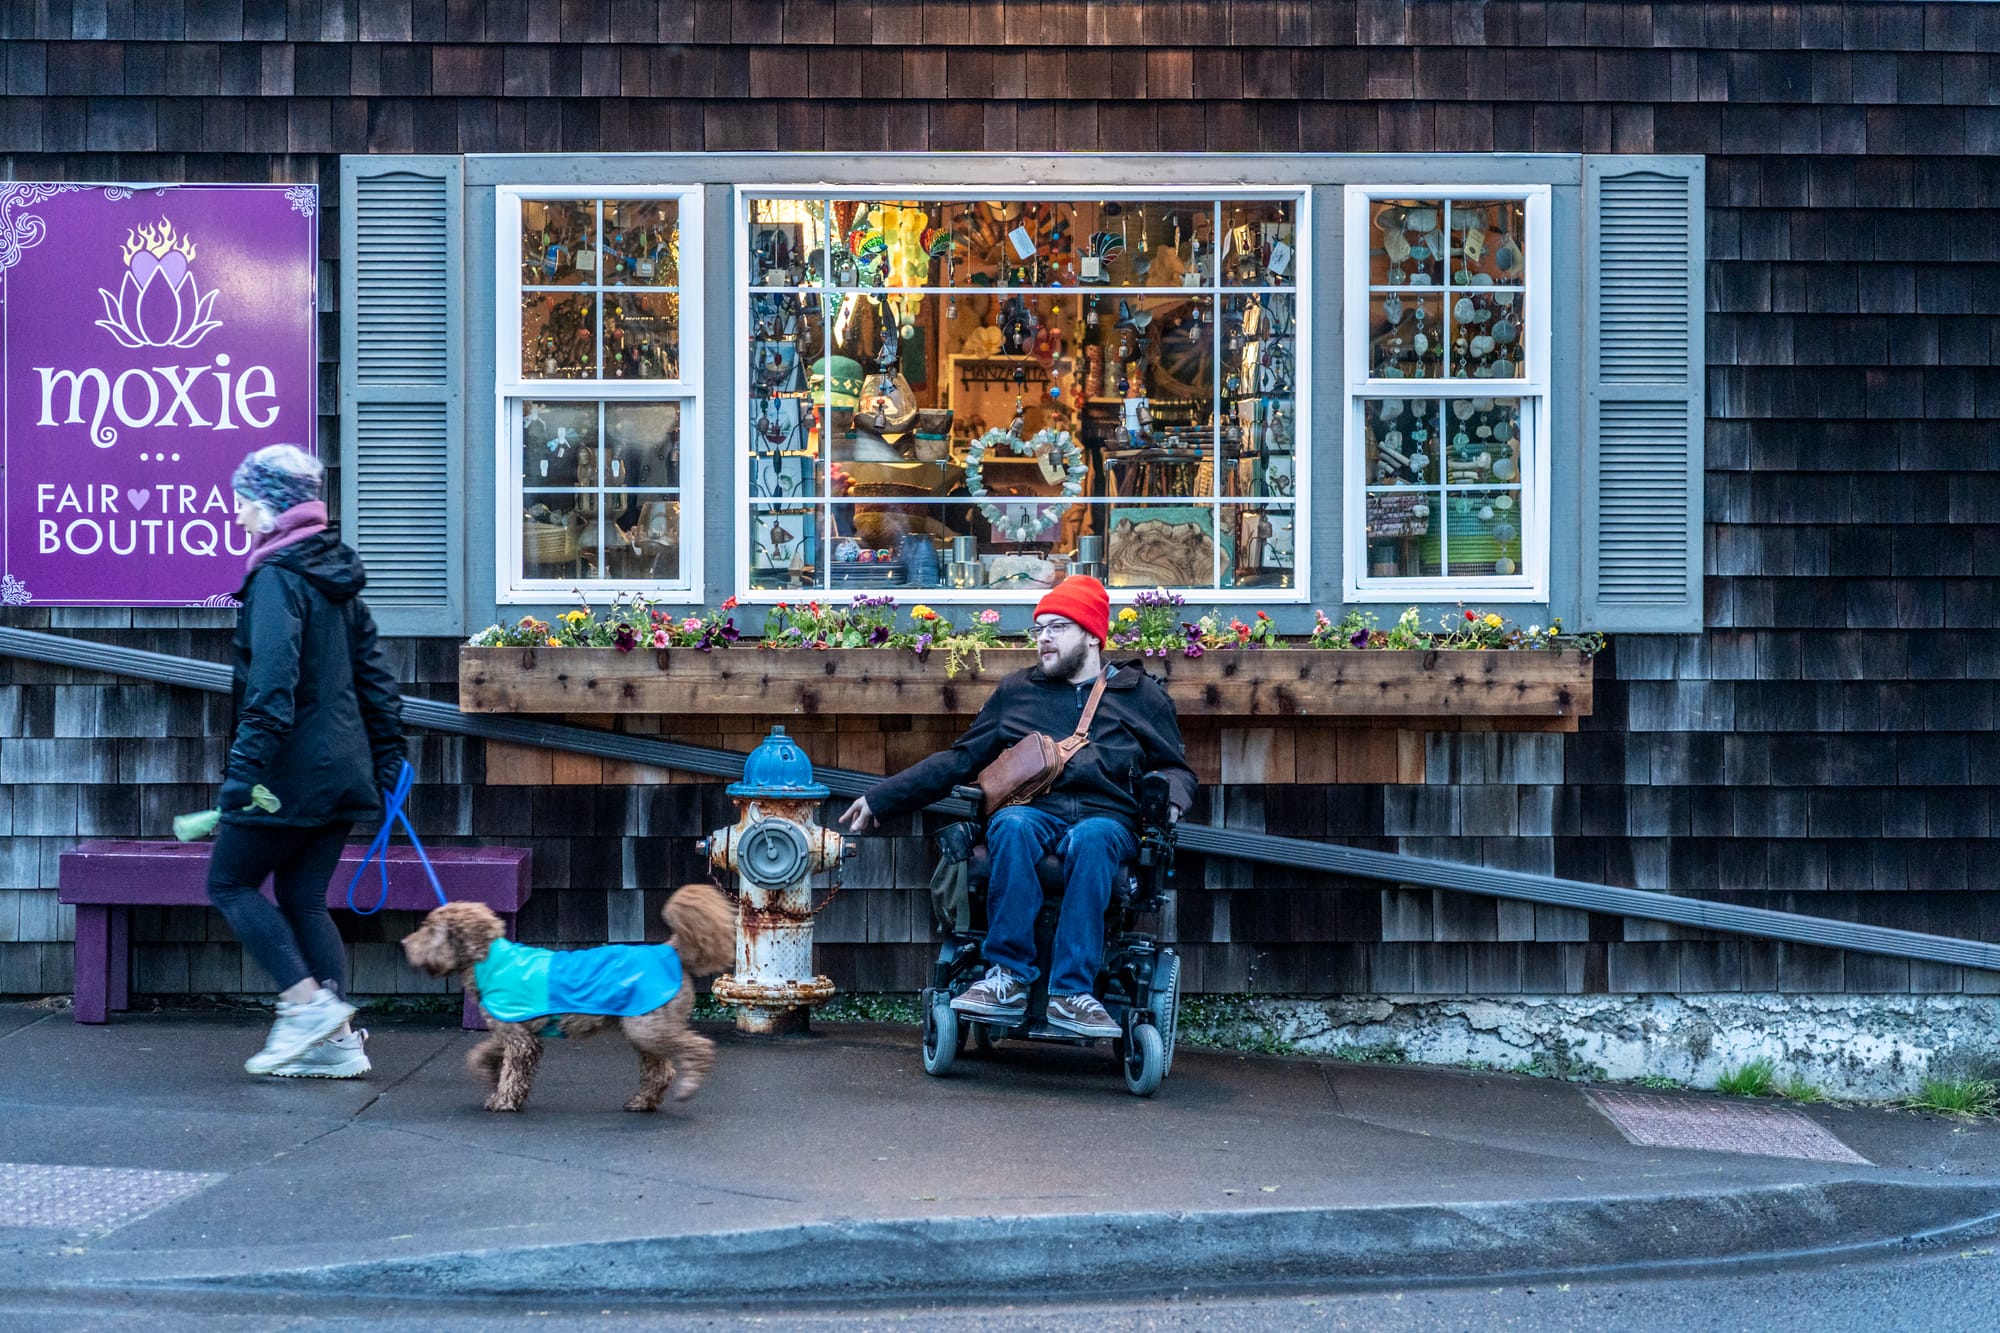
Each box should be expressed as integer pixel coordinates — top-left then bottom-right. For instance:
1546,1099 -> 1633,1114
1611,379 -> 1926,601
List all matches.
1580,156 -> 1705,632
339,156 -> 464,637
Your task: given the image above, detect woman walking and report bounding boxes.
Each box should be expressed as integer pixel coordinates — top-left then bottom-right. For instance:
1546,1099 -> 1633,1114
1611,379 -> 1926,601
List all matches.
207,443 -> 405,1078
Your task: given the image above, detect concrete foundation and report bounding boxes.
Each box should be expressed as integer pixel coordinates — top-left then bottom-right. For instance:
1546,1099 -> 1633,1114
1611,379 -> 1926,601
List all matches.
1177,993 -> 2000,1099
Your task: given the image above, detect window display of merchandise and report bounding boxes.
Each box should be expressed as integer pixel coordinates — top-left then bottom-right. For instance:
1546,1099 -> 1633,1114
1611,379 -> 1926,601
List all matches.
519,400 -> 683,583
741,194 -> 1304,595
1347,189 -> 1544,592
502,188 -> 701,597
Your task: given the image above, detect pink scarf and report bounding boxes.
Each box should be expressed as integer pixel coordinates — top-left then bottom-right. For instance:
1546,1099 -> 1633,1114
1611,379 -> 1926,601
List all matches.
245,501 -> 329,573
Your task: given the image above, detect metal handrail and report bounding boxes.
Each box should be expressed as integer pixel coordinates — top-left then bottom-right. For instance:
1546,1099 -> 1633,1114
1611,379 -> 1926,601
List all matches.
3,625 -> 1995,973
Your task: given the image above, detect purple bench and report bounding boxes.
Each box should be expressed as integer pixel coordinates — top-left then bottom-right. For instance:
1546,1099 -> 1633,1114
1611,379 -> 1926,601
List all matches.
58,840 -> 533,1029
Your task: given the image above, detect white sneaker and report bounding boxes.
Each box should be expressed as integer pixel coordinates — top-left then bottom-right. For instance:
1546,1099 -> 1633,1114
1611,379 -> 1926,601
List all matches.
244,991 -> 358,1075
267,1028 -> 371,1080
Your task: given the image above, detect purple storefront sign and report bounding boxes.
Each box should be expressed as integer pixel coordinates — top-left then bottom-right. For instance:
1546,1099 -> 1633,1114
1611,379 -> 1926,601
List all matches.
0,183 -> 318,607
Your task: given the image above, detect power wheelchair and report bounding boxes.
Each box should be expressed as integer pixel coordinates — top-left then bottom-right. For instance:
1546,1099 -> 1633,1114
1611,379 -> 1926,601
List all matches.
920,773 -> 1182,1096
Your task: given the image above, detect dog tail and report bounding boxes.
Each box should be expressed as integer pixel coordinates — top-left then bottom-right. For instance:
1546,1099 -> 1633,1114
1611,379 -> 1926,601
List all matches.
663,883 -> 736,976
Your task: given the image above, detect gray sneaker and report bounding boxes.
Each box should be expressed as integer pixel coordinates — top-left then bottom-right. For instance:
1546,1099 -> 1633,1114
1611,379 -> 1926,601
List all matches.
244,990 -> 357,1075
951,966 -> 1027,1020
1046,992 -> 1121,1038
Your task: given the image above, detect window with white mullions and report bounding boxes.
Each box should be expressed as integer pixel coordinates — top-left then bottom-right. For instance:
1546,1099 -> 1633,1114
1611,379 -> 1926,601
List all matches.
496,187 -> 704,601
1343,187 -> 1551,603
737,189 -> 1308,601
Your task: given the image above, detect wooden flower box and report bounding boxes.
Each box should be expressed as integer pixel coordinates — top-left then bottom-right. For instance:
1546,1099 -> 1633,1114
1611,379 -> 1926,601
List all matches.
458,646 -> 1594,719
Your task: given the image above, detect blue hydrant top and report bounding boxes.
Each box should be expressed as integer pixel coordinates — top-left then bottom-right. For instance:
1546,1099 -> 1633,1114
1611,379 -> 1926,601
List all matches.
728,725 -> 830,800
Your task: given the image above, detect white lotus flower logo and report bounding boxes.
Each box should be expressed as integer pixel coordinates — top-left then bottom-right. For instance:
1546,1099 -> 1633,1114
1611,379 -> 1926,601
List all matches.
95,218 -> 222,350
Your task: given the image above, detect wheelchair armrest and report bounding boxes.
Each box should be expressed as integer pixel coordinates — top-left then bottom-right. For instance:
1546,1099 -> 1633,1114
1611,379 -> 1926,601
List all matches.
951,784 -> 985,807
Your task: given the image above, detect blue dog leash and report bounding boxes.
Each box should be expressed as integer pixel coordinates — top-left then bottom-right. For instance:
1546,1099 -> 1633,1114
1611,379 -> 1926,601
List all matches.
345,759 -> 447,915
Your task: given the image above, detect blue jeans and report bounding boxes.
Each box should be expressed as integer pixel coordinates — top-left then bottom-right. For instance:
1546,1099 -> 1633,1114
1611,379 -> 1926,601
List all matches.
982,806 -> 1137,996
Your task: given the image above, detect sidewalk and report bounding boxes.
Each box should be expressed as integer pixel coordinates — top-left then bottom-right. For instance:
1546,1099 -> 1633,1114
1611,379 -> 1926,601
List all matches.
2,1002 -> 1997,1306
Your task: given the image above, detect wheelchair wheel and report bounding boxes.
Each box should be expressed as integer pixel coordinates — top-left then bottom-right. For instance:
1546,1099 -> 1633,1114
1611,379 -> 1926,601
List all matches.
1123,1023 -> 1165,1097
922,991 -> 958,1077
971,1022 -> 997,1053
1153,951 -> 1181,1079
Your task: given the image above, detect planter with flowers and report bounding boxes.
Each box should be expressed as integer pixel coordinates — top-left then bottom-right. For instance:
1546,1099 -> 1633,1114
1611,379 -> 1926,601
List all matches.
459,591 -> 1598,719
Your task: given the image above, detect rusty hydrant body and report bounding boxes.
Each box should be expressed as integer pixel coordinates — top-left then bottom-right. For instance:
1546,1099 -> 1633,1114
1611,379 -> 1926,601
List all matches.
703,727 -> 846,1035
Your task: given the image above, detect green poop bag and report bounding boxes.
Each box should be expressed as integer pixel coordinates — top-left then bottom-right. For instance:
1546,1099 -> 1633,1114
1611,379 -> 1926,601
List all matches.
173,786 -> 281,841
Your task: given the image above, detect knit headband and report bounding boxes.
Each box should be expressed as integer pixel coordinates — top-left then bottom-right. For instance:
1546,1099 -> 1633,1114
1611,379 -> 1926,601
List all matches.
231,457 -> 320,515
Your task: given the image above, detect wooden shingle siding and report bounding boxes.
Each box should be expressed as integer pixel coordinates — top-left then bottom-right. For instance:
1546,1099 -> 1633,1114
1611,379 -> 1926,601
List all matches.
0,1 -> 1996,996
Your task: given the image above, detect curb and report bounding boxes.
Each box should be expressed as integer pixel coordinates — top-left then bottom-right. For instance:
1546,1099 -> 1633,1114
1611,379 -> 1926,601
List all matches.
99,1180 -> 2000,1304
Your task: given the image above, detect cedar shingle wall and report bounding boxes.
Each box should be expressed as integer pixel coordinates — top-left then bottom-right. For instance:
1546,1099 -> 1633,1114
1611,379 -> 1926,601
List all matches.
1,0 -> 1997,997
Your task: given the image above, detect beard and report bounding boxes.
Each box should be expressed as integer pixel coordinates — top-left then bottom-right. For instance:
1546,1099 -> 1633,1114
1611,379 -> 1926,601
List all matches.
1040,635 -> 1095,682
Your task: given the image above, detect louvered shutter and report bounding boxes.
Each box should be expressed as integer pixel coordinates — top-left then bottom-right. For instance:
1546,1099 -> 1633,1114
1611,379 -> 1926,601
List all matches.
1580,157 -> 1706,632
339,156 -> 464,636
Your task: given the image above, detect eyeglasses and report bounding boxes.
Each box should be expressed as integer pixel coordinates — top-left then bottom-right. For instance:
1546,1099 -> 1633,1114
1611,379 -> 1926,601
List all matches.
1031,619 -> 1079,641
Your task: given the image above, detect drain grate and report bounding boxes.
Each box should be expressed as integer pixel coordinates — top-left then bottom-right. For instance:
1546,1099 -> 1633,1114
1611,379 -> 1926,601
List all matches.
0,1162 -> 223,1234
1589,1090 -> 1870,1165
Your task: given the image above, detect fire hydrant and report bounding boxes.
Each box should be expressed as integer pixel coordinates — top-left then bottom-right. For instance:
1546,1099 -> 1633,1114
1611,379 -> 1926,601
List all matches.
702,726 -> 849,1035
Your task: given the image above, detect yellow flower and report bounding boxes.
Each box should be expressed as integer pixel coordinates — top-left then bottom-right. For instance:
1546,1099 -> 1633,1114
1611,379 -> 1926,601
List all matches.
563,609 -> 589,624
911,605 -> 938,620
546,637 -> 562,647
1117,608 -> 1138,623
1483,613 -> 1503,628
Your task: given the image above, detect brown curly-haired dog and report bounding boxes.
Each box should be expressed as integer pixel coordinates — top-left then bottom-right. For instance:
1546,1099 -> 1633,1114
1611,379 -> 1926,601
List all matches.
401,884 -> 735,1113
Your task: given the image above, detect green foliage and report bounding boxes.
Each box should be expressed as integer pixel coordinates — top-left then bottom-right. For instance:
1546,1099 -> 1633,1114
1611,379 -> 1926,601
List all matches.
1508,1034 -> 1608,1083
1715,1057 -> 1778,1097
1333,1042 -> 1406,1065
1634,1073 -> 1685,1090
1777,1074 -> 1827,1104
1903,1077 -> 1999,1117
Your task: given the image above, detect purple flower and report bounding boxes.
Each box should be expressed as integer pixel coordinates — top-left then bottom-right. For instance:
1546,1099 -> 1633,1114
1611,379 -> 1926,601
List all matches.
913,632 -> 933,656
1184,643 -> 1204,658
868,625 -> 890,645
612,623 -> 637,653
1350,628 -> 1369,648
720,619 -> 740,642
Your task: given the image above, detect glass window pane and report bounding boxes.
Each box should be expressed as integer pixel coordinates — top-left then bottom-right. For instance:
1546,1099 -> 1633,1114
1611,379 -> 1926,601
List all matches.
1370,200 -> 1445,288
749,505 -> 819,591
1447,289 -> 1524,379
1223,504 -> 1295,589
747,199 -> 828,287
520,399 -> 690,588
1220,292 -> 1295,498
1442,489 -> 1525,578
1219,200 -> 1298,288
1449,199 -> 1527,285
603,198 -> 679,287
522,292 -> 596,379
1442,397 -> 1524,486
1108,502 -> 1219,589
1365,397 -> 1442,487
1365,492 -> 1441,578
1369,290 -> 1443,380
521,199 -> 595,287
603,292 -> 680,379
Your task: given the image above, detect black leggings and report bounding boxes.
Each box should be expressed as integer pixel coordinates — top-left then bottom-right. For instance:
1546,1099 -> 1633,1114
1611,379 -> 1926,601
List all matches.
205,821 -> 354,994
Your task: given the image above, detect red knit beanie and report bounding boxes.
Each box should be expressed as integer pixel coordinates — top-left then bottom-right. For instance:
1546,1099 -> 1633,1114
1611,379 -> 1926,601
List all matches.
1033,575 -> 1110,645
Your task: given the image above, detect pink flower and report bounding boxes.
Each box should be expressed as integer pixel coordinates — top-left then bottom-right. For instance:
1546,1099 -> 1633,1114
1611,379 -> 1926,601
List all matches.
651,628 -> 669,649
681,617 -> 702,632
979,609 -> 1000,625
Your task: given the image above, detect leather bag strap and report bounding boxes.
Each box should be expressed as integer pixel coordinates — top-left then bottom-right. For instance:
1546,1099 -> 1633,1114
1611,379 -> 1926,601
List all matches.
1058,672 -> 1110,757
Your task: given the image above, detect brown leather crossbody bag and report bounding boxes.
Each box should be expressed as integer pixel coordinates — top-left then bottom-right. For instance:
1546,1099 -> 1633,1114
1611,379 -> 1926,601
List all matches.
974,674 -> 1109,817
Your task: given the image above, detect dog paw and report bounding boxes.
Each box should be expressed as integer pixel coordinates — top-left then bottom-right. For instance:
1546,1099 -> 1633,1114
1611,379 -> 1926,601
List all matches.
483,1094 -> 524,1112
623,1096 -> 661,1113
669,1075 -> 705,1102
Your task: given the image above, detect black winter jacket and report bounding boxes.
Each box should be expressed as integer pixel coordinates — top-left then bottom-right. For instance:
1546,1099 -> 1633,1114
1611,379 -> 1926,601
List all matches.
865,660 -> 1199,828
222,531 -> 405,828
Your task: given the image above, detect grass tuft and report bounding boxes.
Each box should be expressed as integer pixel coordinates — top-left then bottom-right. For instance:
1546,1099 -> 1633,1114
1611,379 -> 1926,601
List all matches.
1903,1077 -> 1999,1118
1715,1057 -> 1777,1097
1634,1073 -> 1684,1090
1777,1074 -> 1827,1104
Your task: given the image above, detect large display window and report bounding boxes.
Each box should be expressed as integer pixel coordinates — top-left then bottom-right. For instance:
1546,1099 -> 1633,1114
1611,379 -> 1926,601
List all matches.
495,187 -> 704,601
1343,186 -> 1552,602
735,189 -> 1309,601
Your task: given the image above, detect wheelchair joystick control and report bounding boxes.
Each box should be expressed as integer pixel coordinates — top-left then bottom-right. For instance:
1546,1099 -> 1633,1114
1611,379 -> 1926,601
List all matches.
705,726 -> 844,1036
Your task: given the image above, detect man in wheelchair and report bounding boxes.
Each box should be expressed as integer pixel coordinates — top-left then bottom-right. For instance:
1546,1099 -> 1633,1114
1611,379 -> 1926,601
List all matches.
840,576 -> 1198,1040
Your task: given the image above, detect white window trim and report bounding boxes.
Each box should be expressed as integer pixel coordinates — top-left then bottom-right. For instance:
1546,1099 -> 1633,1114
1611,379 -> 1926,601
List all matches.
731,184 -> 1312,605
493,184 -> 706,605
1342,185 -> 1552,604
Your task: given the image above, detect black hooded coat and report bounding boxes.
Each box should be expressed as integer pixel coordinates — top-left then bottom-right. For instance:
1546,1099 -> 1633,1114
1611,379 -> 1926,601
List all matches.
221,531 -> 405,827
